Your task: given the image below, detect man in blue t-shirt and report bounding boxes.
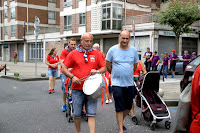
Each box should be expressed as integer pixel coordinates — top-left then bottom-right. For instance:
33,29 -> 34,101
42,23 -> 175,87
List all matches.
106,30 -> 139,133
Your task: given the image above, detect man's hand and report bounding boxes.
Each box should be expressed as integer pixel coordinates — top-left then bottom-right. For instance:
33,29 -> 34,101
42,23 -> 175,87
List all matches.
72,76 -> 81,84
90,69 -> 98,75
68,68 -> 73,72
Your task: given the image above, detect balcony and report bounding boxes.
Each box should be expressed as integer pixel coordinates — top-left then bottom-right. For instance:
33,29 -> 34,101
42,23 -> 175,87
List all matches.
26,27 -> 60,35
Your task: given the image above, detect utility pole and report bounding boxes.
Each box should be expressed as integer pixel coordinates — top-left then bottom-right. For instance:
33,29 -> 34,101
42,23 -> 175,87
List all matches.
34,16 -> 40,77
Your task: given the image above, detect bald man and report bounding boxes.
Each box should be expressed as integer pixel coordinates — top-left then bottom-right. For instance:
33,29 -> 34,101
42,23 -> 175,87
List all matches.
62,32 -> 106,133
106,30 -> 139,133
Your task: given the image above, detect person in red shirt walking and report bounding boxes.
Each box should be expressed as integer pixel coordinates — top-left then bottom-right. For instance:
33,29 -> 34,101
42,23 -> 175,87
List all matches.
62,33 -> 106,133
60,38 -> 77,112
189,64 -> 200,133
46,48 -> 59,94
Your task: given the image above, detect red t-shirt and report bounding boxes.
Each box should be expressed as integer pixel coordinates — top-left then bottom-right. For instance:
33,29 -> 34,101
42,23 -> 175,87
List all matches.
105,71 -> 111,85
133,62 -> 141,76
60,49 -> 70,73
191,64 -> 200,119
189,64 -> 200,132
47,55 -> 59,69
63,50 -> 105,90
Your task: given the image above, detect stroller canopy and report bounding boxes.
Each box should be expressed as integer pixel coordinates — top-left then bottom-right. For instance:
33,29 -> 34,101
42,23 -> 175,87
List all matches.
141,72 -> 160,92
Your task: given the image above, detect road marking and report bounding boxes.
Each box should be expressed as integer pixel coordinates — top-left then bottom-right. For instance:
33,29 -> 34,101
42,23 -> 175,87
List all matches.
169,108 -> 177,112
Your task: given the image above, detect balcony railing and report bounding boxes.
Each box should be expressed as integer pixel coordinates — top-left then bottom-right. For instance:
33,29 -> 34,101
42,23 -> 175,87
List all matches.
122,13 -> 200,28
26,27 -> 60,35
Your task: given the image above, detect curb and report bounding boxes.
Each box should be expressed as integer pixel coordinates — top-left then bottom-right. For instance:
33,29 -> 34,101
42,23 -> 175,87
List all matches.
164,100 -> 179,106
1,75 -> 60,81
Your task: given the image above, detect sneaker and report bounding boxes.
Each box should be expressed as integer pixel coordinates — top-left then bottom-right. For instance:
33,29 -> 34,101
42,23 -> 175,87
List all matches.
49,90 -> 51,94
106,100 -> 109,104
52,89 -> 55,93
109,99 -> 112,103
123,126 -> 128,132
62,105 -> 67,112
171,75 -> 174,78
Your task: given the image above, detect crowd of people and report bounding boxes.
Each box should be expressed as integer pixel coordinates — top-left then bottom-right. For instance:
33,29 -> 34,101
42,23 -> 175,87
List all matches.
45,30 -> 199,133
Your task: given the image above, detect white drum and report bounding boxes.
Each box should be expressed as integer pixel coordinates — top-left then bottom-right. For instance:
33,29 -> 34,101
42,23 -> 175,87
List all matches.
83,74 -> 108,99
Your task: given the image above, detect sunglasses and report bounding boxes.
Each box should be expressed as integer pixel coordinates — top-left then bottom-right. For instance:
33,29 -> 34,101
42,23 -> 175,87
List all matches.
83,52 -> 88,63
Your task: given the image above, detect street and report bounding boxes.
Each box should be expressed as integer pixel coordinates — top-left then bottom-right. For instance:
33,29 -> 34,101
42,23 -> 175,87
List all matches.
0,78 -> 177,133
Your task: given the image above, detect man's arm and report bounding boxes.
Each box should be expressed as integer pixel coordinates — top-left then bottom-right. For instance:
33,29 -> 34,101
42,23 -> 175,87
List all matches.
106,61 -> 112,73
62,63 -> 81,85
134,63 -> 138,71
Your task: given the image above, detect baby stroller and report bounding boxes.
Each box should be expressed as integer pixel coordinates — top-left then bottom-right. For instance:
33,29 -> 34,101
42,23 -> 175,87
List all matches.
65,79 -> 88,122
133,71 -> 171,130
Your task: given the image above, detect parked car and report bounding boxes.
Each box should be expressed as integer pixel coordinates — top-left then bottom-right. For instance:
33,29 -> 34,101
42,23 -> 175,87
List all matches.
157,56 -> 183,74
180,55 -> 200,92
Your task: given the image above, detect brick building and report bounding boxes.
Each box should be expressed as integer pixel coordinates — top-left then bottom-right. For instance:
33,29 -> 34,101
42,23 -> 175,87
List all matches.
0,0 -> 60,62
60,0 -> 200,62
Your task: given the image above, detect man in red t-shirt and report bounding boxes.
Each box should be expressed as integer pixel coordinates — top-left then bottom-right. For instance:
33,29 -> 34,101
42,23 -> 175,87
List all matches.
60,38 -> 76,112
189,64 -> 200,133
62,33 -> 106,133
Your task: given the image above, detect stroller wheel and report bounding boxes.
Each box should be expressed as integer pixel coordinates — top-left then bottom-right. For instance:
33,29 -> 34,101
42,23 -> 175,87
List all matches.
68,117 -> 73,123
132,116 -> 138,125
66,112 -> 68,117
150,123 -> 156,130
165,121 -> 171,129
85,116 -> 88,122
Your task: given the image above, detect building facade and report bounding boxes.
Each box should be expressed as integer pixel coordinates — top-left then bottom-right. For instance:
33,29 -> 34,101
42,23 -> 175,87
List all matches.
0,0 -> 60,62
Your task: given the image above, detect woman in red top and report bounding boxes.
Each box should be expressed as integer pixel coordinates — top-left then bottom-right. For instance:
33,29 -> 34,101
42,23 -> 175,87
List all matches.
46,48 -> 59,94
130,60 -> 147,117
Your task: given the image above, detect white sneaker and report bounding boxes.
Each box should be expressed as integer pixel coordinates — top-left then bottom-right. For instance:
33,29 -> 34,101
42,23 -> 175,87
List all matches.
106,100 -> 109,104
109,99 -> 112,103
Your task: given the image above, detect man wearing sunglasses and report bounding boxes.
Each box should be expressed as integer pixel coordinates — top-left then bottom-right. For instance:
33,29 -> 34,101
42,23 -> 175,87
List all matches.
62,32 -> 106,133
106,30 -> 139,133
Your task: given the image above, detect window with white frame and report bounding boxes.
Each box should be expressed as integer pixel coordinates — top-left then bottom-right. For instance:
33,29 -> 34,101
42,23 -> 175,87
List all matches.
11,25 -> 15,36
11,7 -> 15,19
64,15 -> 72,30
102,3 -> 122,30
64,0 -> 72,7
48,11 -> 56,19
29,43 -> 43,60
48,0 -> 56,3
4,10 -> 8,18
4,26 -> 8,35
79,13 -> 86,25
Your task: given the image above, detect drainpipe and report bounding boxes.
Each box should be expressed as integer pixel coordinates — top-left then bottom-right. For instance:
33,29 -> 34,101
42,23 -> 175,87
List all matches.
27,0 -> 28,32
124,0 -> 126,25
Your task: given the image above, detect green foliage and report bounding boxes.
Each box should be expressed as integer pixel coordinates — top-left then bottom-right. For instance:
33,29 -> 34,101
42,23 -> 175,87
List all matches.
159,0 -> 200,36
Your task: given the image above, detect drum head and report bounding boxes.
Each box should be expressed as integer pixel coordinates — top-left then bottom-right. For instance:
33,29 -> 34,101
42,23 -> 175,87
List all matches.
83,74 -> 102,95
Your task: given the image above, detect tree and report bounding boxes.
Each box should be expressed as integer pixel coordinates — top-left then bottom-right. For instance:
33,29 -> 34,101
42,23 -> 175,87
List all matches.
159,0 -> 200,55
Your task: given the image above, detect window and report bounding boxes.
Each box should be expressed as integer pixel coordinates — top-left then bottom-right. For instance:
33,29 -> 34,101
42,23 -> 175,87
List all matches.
48,0 -> 56,3
11,25 -> 15,36
64,15 -> 72,30
11,7 -> 15,19
4,10 -> 8,18
29,43 -> 43,60
48,11 -> 56,19
102,3 -> 122,30
79,13 -> 86,25
64,0 -> 72,7
4,26 -> 8,35
10,0 -> 15,2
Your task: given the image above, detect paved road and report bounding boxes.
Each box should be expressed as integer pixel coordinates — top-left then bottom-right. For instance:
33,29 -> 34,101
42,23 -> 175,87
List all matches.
0,78 -> 177,133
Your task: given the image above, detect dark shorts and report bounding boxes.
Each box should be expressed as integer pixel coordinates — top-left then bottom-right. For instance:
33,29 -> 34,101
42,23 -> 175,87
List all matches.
112,86 -> 135,112
109,85 -> 113,93
170,63 -> 176,71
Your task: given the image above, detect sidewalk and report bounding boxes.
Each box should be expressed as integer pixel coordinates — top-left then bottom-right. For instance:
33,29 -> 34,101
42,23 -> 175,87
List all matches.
0,61 -> 182,103
0,61 -> 59,79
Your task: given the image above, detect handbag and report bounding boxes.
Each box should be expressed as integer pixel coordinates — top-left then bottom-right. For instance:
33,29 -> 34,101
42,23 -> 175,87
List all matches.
173,83 -> 191,133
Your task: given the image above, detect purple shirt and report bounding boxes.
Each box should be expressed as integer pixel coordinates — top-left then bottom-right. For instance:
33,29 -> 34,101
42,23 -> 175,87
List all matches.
169,54 -> 178,64
163,57 -> 169,66
151,55 -> 160,66
144,52 -> 152,61
191,56 -> 196,61
182,54 -> 191,65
